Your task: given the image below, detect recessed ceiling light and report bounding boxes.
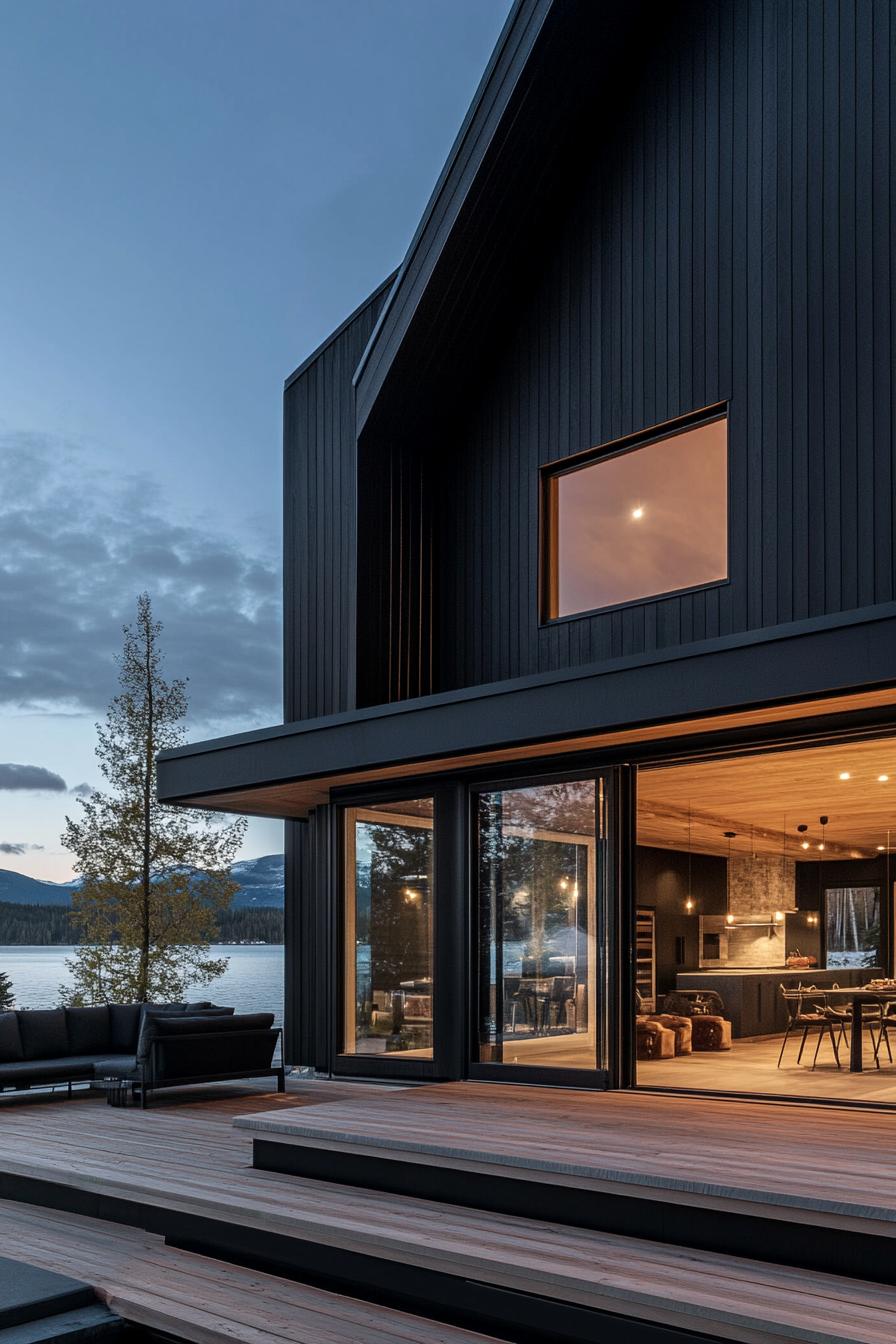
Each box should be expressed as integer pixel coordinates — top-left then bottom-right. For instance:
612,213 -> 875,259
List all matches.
878,845 -> 887,852
631,505 -> 644,520
817,842 -> 825,851
839,771 -> 851,780
800,841 -> 810,850
879,774 -> 890,783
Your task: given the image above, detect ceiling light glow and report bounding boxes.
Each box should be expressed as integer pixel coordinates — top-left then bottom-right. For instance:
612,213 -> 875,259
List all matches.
839,771 -> 851,781
631,505 -> 644,520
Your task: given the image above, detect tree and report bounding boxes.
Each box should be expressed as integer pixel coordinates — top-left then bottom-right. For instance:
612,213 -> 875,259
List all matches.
61,594 -> 247,1004
0,970 -> 14,1010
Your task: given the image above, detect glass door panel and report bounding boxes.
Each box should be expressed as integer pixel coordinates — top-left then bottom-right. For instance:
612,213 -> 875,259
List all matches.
475,779 -> 601,1071
343,799 -> 434,1059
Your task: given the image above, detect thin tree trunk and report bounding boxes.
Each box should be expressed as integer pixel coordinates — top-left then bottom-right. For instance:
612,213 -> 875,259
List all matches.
848,890 -> 859,951
139,620 -> 153,1000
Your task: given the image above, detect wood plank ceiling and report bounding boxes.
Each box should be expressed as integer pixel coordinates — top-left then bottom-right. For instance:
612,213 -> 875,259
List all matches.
638,736 -> 896,860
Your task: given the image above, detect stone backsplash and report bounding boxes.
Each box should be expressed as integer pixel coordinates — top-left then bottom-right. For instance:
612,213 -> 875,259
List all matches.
720,922 -> 787,967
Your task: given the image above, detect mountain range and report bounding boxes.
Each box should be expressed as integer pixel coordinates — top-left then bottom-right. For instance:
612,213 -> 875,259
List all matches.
0,855 -> 285,909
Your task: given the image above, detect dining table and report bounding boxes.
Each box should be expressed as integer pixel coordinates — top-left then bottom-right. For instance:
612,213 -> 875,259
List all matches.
805,985 -> 896,1072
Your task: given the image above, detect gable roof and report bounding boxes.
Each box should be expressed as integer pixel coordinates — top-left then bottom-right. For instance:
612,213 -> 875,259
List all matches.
352,0 -> 644,438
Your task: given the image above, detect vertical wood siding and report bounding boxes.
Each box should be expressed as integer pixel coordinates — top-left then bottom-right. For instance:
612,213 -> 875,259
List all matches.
283,284 -> 392,721
431,0 -> 895,692
356,434 -> 435,708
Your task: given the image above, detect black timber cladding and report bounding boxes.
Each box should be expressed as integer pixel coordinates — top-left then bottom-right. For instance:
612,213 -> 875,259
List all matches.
283,276 -> 394,723
357,0 -> 896,701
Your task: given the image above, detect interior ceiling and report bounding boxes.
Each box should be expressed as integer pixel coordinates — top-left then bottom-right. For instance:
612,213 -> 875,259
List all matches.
638,735 -> 896,861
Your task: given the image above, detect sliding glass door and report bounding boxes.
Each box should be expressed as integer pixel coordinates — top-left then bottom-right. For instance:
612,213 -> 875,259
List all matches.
342,799 -> 434,1061
472,775 -> 611,1082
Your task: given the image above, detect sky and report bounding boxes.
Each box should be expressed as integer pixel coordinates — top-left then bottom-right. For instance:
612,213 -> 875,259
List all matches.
0,0 -> 512,882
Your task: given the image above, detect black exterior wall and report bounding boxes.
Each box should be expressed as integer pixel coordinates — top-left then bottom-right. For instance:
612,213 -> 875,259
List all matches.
283,0 -> 896,722
283,277 -> 394,723
338,0 -> 896,707
431,0 -> 896,690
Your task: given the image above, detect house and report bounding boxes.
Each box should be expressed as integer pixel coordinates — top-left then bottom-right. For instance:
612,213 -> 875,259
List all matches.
157,0 -> 896,1108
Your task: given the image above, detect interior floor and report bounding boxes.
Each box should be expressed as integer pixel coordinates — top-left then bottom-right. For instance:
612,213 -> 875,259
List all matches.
485,1029 -> 896,1103
638,1032 -> 896,1103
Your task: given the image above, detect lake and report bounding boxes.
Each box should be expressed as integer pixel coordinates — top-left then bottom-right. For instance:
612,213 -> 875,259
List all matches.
0,945 -> 285,1029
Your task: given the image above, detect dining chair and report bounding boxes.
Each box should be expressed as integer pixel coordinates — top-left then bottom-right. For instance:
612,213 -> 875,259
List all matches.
872,999 -> 896,1066
777,986 -> 841,1069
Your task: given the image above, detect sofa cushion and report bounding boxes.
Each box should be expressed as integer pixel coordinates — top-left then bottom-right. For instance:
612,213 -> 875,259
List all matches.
135,1005 -> 234,1061
0,1055 -> 104,1085
65,1006 -> 112,1055
0,1012 -> 23,1063
153,1011 -> 274,1037
92,1056 -> 138,1079
135,1004 -> 187,1062
108,1003 -> 142,1052
17,1009 -> 68,1060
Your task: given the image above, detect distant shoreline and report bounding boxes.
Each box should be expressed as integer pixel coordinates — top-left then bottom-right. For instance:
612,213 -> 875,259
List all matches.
0,900 -> 284,947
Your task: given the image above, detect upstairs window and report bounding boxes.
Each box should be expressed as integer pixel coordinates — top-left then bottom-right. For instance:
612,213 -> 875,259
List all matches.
542,411 -> 728,620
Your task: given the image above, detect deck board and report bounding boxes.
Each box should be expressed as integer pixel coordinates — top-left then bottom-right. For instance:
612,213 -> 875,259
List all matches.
0,1084 -> 895,1342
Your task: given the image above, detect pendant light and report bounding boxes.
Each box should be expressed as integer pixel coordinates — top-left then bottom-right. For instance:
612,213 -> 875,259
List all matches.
684,802 -> 696,913
724,831 -> 736,924
773,813 -> 785,927
815,814 -> 828,927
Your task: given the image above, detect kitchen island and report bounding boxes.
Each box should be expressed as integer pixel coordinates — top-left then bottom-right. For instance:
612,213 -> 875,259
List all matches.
676,967 -> 882,1038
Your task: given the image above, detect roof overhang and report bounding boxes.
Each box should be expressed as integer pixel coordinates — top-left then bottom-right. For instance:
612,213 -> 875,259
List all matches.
157,606 -> 896,819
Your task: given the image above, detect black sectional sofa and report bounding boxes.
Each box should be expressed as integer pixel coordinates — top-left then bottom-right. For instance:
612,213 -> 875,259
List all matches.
0,1002 -> 284,1106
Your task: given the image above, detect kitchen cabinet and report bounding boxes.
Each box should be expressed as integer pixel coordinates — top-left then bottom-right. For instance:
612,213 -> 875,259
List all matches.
676,967 -> 882,1038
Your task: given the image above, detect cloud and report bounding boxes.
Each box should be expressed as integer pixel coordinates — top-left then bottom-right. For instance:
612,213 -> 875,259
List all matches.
0,433 -> 282,732
0,842 -> 45,855
70,782 -> 94,797
0,763 -> 67,791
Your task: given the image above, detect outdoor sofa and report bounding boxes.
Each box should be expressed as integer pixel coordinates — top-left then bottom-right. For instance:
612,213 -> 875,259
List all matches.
0,1002 -> 284,1106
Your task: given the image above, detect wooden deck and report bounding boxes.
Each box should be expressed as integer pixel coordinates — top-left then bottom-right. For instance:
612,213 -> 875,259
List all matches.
0,1080 -> 895,1342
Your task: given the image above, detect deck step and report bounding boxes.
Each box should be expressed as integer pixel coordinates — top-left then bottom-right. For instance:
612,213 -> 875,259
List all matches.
164,1180 -> 896,1344
238,1083 -> 896,1285
0,1202 -> 508,1344
0,1305 -> 124,1344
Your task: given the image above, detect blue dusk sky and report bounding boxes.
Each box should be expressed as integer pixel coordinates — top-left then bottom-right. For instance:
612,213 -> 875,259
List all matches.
0,0 -> 512,881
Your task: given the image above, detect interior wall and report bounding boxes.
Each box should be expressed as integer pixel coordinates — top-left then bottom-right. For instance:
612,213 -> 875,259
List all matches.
635,846 -> 726,999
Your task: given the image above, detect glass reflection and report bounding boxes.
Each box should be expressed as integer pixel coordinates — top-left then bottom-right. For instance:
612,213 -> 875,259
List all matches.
344,799 -> 433,1057
477,780 -> 598,1069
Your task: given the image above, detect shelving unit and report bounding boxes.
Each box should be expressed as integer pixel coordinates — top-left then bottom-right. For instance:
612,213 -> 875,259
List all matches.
635,907 -> 656,1012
